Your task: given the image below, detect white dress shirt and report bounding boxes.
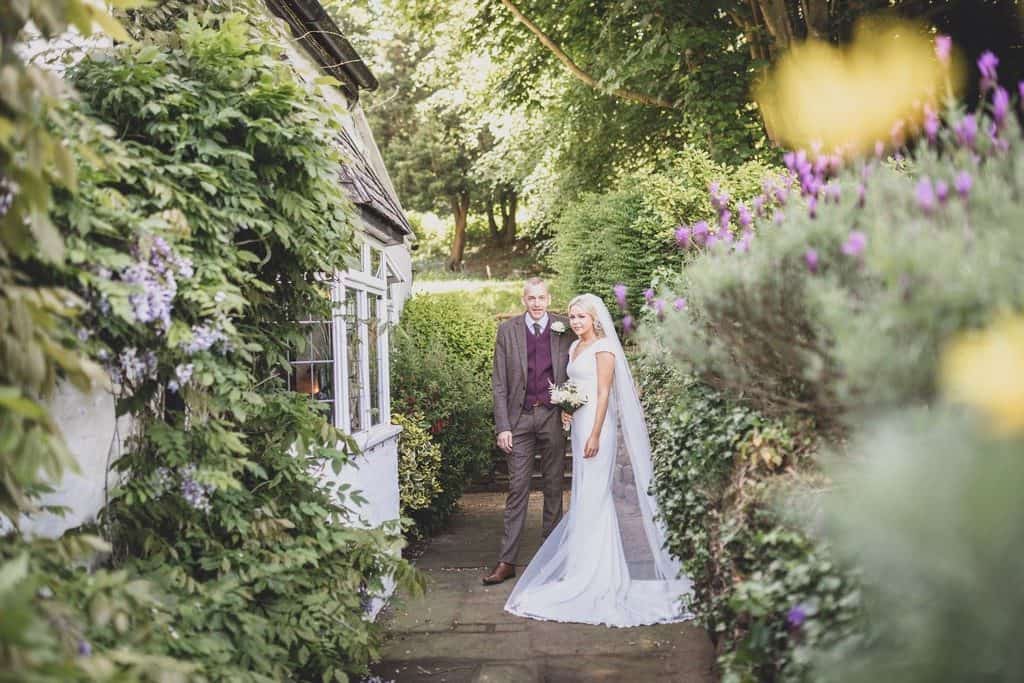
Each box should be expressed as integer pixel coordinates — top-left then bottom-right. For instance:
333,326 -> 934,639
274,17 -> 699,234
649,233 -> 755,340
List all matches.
524,312 -> 549,335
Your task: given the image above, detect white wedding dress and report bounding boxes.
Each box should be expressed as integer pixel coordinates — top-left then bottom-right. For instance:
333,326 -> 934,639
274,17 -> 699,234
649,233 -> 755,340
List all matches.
504,295 -> 693,627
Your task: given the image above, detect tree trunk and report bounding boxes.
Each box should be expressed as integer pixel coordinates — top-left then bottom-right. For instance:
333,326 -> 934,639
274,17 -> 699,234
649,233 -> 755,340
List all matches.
756,0 -> 796,53
501,190 -> 518,245
487,200 -> 500,242
447,193 -> 470,271
800,0 -> 830,41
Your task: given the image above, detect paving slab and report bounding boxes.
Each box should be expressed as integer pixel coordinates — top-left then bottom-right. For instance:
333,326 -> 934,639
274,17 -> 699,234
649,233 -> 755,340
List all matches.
372,492 -> 716,683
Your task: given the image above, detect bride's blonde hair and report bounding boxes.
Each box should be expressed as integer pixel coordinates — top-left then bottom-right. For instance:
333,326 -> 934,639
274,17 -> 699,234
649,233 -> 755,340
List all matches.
567,294 -> 606,338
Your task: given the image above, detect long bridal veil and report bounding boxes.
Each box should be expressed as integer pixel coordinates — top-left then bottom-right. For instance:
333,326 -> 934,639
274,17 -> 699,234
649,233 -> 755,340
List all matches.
505,294 -> 691,626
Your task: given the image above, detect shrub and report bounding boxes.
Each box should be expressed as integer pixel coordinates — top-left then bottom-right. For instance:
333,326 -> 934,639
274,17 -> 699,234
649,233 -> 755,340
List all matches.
551,146 -> 776,313
391,293 -> 496,534
392,412 -> 443,523
637,355 -> 859,682
649,102 -> 1024,430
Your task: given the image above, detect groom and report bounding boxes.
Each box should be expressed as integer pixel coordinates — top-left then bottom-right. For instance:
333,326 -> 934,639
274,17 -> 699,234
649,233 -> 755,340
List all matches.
483,277 -> 576,585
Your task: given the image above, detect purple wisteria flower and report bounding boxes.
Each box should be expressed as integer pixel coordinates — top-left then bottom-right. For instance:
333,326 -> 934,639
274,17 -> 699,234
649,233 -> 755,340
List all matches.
842,231 -> 868,257
992,86 -> 1010,128
936,180 -> 950,204
924,106 -> 940,144
643,288 -> 655,303
691,221 -> 710,246
935,35 -> 952,63
168,363 -> 195,393
804,249 -> 819,274
675,225 -> 692,249
954,114 -> 978,149
180,464 -> 214,513
613,284 -> 628,310
787,605 -> 808,628
673,297 -> 687,311
622,315 -> 635,335
916,178 -> 937,214
184,323 -> 227,355
978,50 -> 999,89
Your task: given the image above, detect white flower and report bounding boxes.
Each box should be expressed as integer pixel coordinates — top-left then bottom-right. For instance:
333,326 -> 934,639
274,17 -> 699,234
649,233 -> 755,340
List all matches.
551,321 -> 567,334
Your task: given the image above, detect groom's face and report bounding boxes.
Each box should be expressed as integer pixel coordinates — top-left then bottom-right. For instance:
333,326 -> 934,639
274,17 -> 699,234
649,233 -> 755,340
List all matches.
523,284 -> 550,321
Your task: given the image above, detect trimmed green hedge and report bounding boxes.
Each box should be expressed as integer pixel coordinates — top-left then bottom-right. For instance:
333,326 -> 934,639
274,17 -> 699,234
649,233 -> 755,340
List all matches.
392,293 -> 497,534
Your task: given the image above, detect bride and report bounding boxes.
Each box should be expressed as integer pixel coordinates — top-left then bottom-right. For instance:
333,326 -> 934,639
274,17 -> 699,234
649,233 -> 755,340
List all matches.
504,293 -> 693,627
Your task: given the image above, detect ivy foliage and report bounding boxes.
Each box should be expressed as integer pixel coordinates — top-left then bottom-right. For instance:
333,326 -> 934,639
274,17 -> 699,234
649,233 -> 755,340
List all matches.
636,358 -> 859,682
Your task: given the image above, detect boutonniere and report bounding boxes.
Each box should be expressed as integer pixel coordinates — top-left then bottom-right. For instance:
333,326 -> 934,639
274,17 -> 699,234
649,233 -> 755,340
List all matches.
550,321 -> 567,335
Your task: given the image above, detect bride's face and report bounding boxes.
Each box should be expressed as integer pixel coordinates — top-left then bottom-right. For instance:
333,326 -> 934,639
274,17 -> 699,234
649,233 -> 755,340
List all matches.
568,305 -> 594,336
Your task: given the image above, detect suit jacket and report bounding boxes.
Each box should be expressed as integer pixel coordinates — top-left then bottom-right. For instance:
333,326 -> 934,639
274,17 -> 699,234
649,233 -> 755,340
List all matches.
492,313 -> 577,434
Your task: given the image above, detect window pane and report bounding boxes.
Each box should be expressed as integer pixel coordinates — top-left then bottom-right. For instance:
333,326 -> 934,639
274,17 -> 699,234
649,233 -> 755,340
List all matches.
368,295 -> 381,426
345,287 -> 362,433
370,248 -> 383,278
289,320 -> 336,426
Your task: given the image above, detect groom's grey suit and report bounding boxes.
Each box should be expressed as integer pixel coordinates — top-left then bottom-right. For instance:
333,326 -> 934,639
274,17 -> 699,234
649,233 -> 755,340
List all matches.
492,313 -> 576,565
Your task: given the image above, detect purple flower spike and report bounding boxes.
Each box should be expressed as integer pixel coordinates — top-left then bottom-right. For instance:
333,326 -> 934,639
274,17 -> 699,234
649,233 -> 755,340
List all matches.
955,114 -> 978,149
653,299 -> 666,321
643,288 -> 655,303
78,639 -> 92,657
842,231 -> 867,257
916,178 -> 937,214
691,220 -> 709,246
978,51 -> 999,89
719,228 -> 734,244
737,204 -> 753,229
675,225 -> 692,249
613,284 -> 628,310
936,180 -> 950,203
736,230 -> 754,254
857,183 -> 867,208
874,140 -> 885,158
622,315 -> 635,335
719,209 -> 732,231
774,186 -> 789,205
787,605 -> 808,628
824,182 -> 841,204
673,297 -> 687,311
804,249 -> 819,274
1019,81 -> 1024,102
807,195 -> 818,219
773,209 -> 785,225
935,35 -> 952,63
993,86 -> 1010,127
752,195 -> 766,216
924,106 -> 940,144
954,170 -> 972,199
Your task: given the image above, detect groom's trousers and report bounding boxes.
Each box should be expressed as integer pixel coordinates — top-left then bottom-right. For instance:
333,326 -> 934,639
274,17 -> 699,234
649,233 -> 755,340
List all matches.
498,404 -> 566,565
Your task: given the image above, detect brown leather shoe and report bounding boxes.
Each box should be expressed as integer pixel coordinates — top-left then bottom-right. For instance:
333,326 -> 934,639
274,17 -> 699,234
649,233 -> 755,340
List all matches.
482,561 -> 516,585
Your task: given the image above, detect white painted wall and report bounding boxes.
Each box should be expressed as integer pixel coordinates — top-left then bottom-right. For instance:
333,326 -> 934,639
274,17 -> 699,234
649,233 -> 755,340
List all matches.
0,383 -> 129,539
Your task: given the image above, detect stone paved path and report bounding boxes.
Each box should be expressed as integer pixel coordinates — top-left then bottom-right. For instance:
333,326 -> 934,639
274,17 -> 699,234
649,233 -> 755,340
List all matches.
370,492 -> 716,683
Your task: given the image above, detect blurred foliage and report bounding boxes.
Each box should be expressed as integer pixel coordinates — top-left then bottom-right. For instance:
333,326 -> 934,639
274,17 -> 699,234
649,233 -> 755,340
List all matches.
811,405 -> 1024,682
650,100 -> 1024,430
391,294 -> 497,534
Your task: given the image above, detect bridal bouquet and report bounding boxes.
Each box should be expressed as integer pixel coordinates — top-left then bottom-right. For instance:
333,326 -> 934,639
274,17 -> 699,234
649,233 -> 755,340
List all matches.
549,381 -> 588,433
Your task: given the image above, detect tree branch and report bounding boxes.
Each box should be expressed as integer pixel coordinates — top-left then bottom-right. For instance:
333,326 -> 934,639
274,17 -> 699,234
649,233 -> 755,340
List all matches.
498,0 -> 679,109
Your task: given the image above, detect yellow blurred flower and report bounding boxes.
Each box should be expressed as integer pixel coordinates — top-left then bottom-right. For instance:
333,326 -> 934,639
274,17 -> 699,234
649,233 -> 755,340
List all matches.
942,317 -> 1024,435
755,16 -> 964,157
